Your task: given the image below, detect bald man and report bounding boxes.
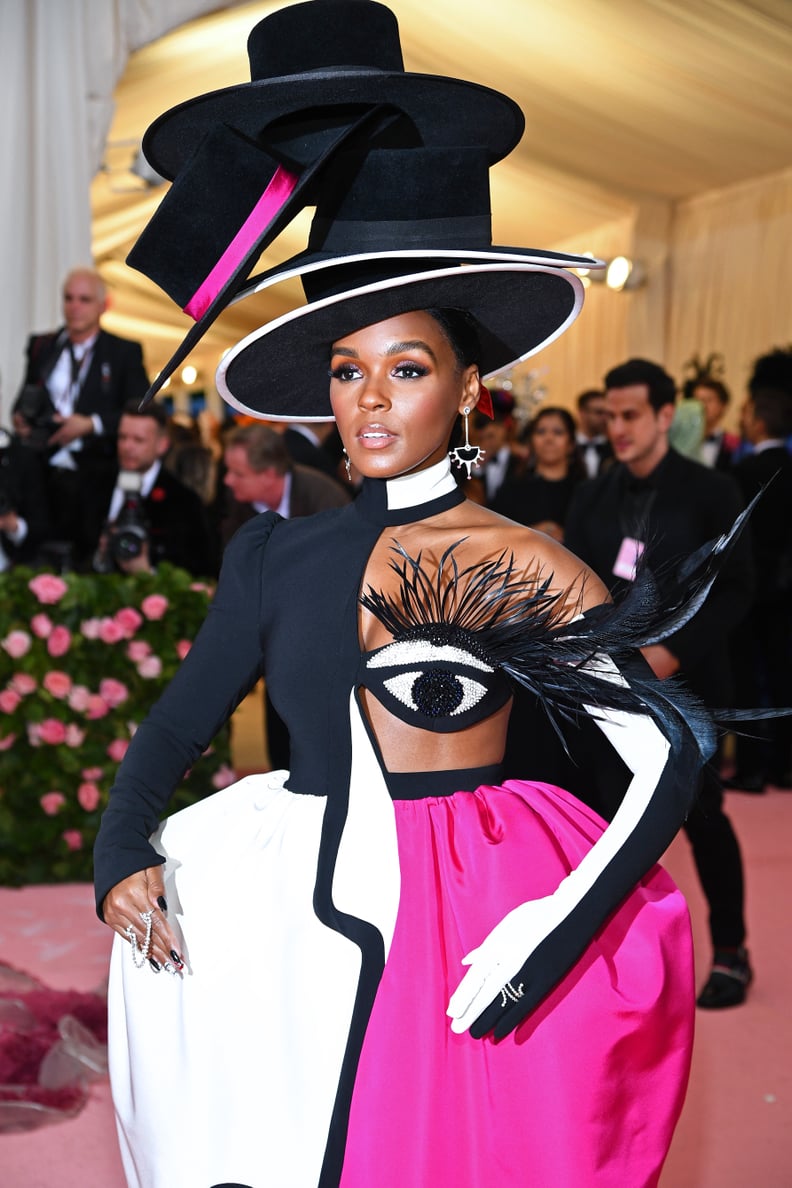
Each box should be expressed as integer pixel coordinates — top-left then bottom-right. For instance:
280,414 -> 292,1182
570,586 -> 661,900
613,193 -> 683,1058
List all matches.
13,267 -> 149,557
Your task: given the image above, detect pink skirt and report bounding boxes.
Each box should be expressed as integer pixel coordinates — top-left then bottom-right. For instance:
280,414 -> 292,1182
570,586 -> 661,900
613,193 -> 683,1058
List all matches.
340,780 -> 694,1188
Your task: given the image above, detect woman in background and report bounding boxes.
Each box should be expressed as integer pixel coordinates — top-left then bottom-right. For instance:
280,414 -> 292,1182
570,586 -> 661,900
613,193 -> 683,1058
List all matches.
494,406 -> 585,540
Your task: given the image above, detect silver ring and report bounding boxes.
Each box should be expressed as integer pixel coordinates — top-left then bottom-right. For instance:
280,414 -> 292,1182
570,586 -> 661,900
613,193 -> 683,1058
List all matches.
499,981 -> 525,1008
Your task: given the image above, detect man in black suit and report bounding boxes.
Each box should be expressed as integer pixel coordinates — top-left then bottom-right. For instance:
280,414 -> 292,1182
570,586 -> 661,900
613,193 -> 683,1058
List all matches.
565,358 -> 755,1009
87,401 -> 215,579
729,387 -> 792,788
0,428 -> 50,569
12,268 -> 149,558
575,388 -> 613,478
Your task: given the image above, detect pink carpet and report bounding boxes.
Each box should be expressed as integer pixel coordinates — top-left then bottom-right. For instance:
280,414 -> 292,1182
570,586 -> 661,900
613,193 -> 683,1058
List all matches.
1,789 -> 790,1187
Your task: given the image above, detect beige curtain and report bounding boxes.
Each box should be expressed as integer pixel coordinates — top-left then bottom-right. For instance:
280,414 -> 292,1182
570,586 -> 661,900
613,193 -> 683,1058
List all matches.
0,0 -> 232,420
667,167 -> 792,404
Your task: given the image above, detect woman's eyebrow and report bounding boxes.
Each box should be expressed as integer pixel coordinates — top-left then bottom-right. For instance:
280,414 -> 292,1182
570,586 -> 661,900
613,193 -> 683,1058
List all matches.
385,340 -> 437,361
330,340 -> 438,361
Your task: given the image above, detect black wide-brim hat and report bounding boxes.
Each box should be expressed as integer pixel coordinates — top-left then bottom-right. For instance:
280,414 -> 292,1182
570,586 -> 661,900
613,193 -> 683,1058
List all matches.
142,0 -> 525,179
215,260 -> 585,421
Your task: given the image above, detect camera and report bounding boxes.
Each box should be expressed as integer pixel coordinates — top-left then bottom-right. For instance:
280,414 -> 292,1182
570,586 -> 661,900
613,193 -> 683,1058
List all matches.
13,384 -> 58,450
93,471 -> 150,571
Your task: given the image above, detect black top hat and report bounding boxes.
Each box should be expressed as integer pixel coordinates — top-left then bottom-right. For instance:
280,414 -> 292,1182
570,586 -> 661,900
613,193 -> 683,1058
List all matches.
142,0 -> 524,180
215,259 -> 586,420
234,145 -> 599,302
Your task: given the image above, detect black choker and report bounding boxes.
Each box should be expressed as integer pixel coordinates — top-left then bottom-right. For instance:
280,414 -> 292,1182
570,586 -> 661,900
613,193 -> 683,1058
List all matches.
354,476 -> 466,526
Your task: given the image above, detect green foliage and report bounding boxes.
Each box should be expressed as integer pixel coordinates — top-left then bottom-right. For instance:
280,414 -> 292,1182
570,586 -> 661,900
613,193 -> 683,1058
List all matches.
0,565 -> 234,884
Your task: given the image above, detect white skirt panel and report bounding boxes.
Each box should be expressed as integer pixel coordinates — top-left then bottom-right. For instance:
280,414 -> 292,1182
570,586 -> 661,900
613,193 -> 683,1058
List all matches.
108,772 -> 362,1188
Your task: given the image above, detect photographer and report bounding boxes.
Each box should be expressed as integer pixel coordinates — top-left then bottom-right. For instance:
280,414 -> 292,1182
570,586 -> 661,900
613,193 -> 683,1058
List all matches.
12,267 -> 148,553
89,402 -> 215,579
0,428 -> 50,570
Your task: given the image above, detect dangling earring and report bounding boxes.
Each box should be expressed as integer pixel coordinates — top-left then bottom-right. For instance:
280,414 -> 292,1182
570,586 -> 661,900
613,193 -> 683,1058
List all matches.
449,407 -> 486,479
342,447 -> 352,482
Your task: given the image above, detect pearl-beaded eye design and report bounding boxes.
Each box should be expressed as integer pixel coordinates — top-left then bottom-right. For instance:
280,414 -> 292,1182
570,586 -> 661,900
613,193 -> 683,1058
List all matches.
367,638 -> 494,720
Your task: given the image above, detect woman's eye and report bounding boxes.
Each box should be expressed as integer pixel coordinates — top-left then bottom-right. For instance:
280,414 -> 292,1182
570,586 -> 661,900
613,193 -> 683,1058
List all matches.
382,671 -> 488,718
392,361 -> 429,379
329,363 -> 361,382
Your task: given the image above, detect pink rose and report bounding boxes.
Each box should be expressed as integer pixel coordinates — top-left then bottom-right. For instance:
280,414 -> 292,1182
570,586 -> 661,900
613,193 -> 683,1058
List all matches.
107,738 -> 129,763
141,594 -> 168,620
28,574 -> 68,604
81,766 -> 104,780
176,639 -> 192,661
114,607 -> 143,636
47,626 -> 72,657
43,671 -> 72,699
0,689 -> 21,714
68,685 -> 92,712
77,781 -> 101,811
86,694 -> 110,720
99,678 -> 128,707
190,582 -> 212,595
80,617 -> 101,640
30,613 -> 53,639
2,630 -> 32,659
211,763 -> 237,790
10,673 -> 37,696
40,791 -> 66,815
0,733 -> 16,751
26,723 -> 41,747
97,617 -> 125,644
137,655 -> 163,679
38,718 -> 67,745
62,829 -> 83,851
126,639 -> 152,662
64,724 -> 86,748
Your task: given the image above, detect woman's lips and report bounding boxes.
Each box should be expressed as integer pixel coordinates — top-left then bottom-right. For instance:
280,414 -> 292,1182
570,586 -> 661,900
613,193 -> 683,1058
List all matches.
356,427 -> 396,450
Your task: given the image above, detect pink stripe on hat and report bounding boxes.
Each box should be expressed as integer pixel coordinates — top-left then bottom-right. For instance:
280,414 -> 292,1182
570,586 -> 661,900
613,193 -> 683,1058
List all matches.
184,164 -> 299,320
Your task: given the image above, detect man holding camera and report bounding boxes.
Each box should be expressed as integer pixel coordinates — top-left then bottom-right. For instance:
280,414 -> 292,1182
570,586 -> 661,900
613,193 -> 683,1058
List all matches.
88,401 -> 215,578
12,267 -> 149,557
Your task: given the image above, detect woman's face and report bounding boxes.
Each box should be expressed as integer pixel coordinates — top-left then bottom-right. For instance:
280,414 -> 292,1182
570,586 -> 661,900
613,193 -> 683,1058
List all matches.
530,412 -> 573,466
329,311 -> 479,479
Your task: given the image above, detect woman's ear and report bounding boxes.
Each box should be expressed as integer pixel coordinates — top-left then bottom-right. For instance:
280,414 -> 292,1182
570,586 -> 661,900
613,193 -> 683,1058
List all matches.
458,365 -> 482,415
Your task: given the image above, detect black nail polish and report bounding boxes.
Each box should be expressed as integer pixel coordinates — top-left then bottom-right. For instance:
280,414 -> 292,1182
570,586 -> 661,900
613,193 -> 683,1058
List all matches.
149,958 -> 162,972
157,895 -> 168,912
170,949 -> 184,966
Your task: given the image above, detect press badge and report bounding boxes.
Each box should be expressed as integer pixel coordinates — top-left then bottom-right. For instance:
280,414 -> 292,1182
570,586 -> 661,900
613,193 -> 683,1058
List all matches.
613,536 -> 645,581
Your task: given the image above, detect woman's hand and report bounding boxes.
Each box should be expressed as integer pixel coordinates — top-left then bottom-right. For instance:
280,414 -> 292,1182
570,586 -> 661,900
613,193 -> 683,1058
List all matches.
103,867 -> 185,973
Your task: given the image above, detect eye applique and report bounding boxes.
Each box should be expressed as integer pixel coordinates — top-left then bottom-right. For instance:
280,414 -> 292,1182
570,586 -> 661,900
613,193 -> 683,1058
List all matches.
367,638 -> 494,719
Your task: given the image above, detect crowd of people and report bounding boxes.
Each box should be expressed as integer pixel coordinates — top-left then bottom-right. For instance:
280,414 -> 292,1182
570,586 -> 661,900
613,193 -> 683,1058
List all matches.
0,267 -> 353,581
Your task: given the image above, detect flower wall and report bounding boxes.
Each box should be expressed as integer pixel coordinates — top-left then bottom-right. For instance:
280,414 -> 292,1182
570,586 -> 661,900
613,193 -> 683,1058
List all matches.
0,566 -> 235,884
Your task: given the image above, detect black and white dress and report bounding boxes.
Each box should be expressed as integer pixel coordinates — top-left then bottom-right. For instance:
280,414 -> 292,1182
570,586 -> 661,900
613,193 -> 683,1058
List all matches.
95,458 -> 700,1188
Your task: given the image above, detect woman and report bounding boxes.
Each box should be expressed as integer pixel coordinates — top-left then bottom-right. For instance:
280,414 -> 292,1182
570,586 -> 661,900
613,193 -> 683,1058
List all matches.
96,280 -> 707,1186
493,405 -> 585,540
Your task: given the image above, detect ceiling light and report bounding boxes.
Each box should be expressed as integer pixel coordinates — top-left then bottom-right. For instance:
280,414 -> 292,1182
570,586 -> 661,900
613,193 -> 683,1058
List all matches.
181,365 -> 198,385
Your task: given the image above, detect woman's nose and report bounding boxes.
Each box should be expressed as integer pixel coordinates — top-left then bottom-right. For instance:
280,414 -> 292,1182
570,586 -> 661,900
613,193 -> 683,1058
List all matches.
358,376 -> 389,410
